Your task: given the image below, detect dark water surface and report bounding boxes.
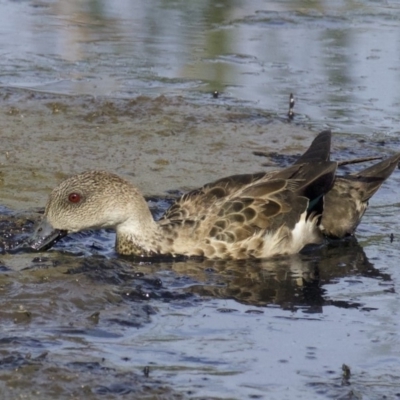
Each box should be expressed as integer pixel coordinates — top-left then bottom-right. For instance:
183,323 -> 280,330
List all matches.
1,1 -> 400,399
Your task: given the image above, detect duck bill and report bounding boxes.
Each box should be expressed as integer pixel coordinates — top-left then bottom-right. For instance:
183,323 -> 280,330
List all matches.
28,218 -> 68,251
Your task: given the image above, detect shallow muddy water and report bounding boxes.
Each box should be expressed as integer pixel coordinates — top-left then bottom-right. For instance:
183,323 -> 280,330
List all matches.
1,0 -> 400,399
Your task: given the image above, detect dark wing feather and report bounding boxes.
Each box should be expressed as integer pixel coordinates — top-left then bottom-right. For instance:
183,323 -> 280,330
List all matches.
294,130 -> 331,164
271,161 -> 337,201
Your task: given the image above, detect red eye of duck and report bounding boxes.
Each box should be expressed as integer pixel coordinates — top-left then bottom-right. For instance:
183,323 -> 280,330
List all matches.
68,193 -> 81,203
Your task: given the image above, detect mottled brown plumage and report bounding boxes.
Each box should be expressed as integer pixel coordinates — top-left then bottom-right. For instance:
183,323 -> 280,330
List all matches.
29,160 -> 337,260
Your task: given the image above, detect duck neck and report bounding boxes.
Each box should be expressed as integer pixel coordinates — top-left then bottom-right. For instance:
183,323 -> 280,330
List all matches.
115,206 -> 163,256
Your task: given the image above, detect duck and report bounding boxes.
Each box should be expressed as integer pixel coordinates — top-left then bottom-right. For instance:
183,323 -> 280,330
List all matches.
320,153 -> 400,238
28,157 -> 337,259
28,130 -> 400,259
292,130 -> 400,238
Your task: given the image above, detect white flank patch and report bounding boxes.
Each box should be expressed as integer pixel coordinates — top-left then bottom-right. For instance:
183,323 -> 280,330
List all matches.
260,211 -> 321,257
290,211 -> 321,251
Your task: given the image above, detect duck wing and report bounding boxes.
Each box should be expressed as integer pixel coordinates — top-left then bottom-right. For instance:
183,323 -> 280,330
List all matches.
160,172 -> 268,222
294,130 -> 331,164
159,161 -> 336,258
161,160 -> 336,224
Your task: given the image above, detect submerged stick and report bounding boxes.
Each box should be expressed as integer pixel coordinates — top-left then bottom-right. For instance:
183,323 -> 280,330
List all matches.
337,156 -> 382,167
253,152 -> 383,167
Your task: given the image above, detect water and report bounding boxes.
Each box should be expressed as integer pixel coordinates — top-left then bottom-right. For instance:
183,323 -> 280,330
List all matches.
2,0 -> 400,134
1,0 -> 400,398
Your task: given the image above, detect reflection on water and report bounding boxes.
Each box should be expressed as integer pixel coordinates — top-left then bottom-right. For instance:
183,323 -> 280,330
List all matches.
1,0 -> 400,133
174,238 -> 391,311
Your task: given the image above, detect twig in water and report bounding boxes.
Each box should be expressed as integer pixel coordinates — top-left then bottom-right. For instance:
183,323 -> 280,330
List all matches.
337,156 -> 382,167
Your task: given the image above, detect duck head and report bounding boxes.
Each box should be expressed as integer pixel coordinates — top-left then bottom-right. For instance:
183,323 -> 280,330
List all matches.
28,170 -> 155,251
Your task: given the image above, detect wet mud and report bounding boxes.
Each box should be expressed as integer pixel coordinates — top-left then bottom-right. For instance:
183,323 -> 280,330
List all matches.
0,87 -> 304,211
